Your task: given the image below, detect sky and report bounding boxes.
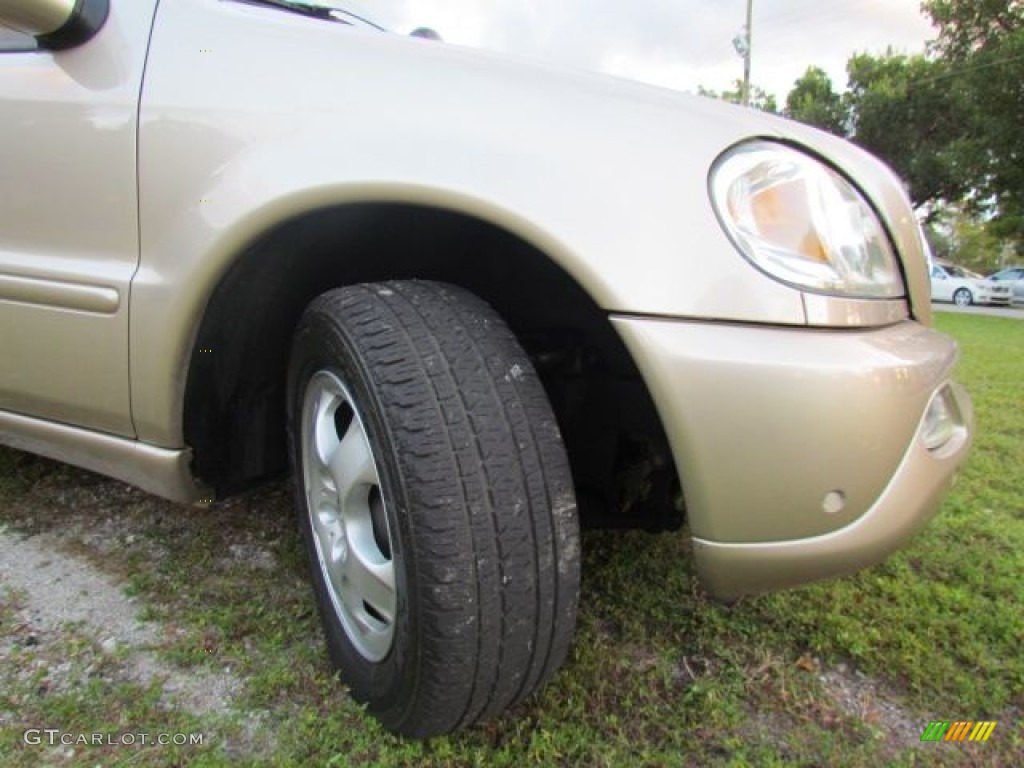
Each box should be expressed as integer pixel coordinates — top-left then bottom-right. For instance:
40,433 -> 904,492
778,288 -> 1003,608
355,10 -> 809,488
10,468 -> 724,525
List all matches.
340,0 -> 937,101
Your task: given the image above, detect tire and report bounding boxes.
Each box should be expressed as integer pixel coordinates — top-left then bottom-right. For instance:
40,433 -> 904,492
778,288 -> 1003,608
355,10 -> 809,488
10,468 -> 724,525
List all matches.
286,280 -> 581,738
953,288 -> 973,306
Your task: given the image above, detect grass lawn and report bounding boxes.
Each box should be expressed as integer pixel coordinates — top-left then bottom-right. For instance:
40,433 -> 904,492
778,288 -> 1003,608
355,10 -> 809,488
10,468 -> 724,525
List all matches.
0,312 -> 1021,766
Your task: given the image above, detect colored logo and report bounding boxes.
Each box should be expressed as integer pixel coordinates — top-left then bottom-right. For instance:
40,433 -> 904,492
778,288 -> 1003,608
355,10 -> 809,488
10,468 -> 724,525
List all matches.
920,721 -> 997,742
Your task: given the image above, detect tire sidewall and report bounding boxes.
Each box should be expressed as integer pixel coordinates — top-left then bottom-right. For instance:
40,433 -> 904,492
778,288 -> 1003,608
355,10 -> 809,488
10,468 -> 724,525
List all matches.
287,309 -> 420,723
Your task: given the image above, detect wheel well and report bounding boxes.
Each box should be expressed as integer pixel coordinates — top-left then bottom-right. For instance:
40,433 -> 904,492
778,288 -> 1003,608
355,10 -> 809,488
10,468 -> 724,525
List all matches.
184,203 -> 680,528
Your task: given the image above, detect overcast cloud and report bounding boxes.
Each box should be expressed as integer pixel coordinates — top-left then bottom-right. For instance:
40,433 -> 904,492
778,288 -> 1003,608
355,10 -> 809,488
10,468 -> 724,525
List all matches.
341,0 -> 936,99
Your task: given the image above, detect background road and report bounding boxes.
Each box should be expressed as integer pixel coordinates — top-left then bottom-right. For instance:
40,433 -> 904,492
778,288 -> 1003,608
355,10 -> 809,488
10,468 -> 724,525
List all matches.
932,302 -> 1024,319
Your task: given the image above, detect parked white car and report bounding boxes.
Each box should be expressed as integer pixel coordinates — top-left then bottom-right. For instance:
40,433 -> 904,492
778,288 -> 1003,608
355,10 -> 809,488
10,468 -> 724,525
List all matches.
930,263 -> 1013,306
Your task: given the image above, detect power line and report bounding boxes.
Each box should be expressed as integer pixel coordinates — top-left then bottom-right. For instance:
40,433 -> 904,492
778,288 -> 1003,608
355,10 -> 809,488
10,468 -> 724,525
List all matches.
903,51 -> 1024,90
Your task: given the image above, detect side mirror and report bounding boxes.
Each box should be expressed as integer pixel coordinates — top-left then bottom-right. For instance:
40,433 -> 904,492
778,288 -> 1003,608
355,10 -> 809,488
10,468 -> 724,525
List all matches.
0,0 -> 109,50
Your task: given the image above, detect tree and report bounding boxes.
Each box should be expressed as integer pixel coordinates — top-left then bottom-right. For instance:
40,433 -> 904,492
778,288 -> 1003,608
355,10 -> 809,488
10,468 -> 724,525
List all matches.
698,80 -> 778,114
923,0 -> 1024,239
922,222 -> 955,262
925,0 -> 1023,58
948,213 -> 1006,273
842,51 -> 971,219
784,66 -> 846,135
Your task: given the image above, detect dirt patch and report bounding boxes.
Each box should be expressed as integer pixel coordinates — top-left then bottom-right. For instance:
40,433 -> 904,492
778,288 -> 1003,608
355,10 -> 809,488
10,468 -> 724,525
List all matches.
818,662 -> 922,748
0,527 -> 241,717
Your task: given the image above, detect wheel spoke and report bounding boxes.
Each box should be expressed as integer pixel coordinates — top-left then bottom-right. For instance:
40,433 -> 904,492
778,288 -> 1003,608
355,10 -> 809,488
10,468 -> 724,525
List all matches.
344,543 -> 396,627
306,389 -> 341,544
312,388 -> 342,467
329,417 -> 378,496
312,505 -> 338,546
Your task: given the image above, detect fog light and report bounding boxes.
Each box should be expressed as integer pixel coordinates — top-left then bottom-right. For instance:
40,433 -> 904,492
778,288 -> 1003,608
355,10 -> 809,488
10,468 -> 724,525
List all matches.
921,385 -> 961,452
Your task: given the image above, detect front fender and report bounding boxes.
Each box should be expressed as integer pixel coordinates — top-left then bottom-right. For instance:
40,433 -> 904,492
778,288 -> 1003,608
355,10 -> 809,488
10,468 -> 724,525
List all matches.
133,0 -> 820,444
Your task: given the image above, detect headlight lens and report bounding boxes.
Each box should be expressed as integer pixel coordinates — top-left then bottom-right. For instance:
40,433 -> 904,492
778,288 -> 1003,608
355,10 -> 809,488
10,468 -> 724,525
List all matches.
710,141 -> 903,298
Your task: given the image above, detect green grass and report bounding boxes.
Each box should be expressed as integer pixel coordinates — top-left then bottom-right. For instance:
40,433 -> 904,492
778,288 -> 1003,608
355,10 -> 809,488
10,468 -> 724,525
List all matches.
0,312 -> 1021,766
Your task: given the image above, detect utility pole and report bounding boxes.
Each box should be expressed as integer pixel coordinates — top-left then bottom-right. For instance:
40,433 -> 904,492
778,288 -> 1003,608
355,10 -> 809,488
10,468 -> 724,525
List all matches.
732,0 -> 754,106
742,0 -> 753,106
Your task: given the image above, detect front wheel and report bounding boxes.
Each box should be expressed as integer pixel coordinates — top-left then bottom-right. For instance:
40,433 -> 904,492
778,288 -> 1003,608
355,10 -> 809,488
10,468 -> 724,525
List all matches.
953,287 -> 973,306
287,281 -> 581,738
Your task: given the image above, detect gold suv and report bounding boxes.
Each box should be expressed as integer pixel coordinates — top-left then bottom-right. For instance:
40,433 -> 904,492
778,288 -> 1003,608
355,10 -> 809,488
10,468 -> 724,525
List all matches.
0,0 -> 973,738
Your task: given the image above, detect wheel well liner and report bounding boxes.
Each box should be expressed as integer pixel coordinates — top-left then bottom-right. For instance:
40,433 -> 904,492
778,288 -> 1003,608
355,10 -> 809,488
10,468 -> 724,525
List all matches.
183,202 -> 673,521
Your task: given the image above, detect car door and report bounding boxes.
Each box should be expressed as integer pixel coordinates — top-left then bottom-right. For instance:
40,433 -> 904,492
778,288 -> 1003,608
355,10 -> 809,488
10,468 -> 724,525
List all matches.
1007,268 -> 1024,300
0,1 -> 159,435
930,266 -> 952,302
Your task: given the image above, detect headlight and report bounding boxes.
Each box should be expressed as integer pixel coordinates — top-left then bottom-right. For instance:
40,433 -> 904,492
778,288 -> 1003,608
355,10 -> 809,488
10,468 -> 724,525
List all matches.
710,141 -> 903,298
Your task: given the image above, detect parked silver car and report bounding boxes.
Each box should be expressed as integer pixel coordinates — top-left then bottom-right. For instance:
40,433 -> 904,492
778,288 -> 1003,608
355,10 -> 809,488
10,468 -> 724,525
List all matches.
0,0 -> 973,737
988,266 -> 1024,302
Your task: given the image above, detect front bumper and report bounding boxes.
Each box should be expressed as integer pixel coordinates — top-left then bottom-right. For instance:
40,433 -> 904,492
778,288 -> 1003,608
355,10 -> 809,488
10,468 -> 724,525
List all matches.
979,293 -> 1013,306
612,317 -> 973,600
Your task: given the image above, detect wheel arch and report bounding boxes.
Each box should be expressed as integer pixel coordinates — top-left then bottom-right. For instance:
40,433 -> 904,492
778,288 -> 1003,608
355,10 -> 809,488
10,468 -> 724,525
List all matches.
182,199 -> 672,514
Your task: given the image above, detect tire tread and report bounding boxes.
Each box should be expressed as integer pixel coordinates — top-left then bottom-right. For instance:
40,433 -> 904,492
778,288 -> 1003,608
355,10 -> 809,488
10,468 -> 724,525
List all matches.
295,280 -> 580,737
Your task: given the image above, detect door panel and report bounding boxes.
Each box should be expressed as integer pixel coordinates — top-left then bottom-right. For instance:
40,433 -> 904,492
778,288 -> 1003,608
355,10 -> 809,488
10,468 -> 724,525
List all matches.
0,1 -> 159,435
930,269 -> 951,302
